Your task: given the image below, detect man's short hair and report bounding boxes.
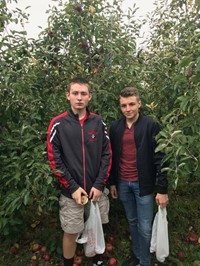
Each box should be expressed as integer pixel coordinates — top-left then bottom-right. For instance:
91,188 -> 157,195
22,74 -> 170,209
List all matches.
67,77 -> 91,93
120,87 -> 140,100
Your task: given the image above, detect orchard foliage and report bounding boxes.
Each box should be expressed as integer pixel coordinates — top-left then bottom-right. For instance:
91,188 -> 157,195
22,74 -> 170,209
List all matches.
138,0 -> 200,188
0,0 -> 199,238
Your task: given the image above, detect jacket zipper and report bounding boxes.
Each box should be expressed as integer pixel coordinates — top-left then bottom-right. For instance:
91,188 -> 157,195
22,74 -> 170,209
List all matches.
81,123 -> 86,190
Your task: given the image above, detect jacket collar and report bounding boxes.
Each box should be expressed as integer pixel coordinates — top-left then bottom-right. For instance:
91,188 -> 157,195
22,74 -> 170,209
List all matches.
68,107 -> 90,120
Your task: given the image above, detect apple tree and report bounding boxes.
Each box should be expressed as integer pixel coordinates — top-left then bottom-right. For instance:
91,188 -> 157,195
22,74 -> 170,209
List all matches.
137,0 -> 200,188
0,0 -> 140,236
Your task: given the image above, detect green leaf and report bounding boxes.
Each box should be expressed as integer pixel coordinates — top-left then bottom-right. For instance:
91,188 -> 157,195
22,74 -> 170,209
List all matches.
23,191 -> 30,206
179,55 -> 193,67
47,176 -> 53,185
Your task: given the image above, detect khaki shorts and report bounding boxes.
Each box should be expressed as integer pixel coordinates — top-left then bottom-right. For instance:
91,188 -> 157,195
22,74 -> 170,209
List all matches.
59,188 -> 110,234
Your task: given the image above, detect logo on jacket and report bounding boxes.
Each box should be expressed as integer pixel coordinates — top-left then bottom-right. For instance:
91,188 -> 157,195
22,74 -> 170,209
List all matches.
88,129 -> 98,141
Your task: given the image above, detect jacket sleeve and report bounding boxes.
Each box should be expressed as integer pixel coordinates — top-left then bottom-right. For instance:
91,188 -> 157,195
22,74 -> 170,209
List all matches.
93,119 -> 112,191
47,119 -> 79,194
108,123 -> 117,186
152,122 -> 168,194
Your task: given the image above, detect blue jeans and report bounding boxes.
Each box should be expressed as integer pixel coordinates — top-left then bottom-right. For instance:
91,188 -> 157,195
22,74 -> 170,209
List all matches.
118,180 -> 153,266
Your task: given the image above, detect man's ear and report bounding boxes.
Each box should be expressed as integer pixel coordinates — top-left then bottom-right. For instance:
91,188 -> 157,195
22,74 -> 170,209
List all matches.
66,91 -> 70,100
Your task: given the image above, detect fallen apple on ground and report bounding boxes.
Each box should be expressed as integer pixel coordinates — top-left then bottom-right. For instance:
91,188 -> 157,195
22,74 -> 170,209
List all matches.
40,245 -> 47,253
107,234 -> 115,244
43,254 -> 51,261
177,250 -> 185,259
32,243 -> 40,252
9,246 -> 18,255
31,255 -> 37,261
187,231 -> 199,243
74,255 -> 82,265
106,243 -> 113,252
109,257 -> 117,266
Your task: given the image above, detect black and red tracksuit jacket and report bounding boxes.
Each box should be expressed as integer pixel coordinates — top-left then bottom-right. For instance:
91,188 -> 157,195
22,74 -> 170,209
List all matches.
47,108 -> 112,198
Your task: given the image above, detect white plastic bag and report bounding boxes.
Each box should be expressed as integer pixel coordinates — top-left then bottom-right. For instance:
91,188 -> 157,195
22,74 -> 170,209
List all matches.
150,206 -> 169,262
76,201 -> 105,257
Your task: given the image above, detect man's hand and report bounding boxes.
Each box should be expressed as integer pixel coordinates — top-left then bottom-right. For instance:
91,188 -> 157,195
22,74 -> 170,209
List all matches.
89,187 -> 102,202
110,185 -> 118,199
155,193 -> 169,208
72,187 -> 88,205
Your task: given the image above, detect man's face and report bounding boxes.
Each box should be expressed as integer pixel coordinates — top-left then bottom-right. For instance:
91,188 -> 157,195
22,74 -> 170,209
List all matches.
120,96 -> 141,121
66,83 -> 92,113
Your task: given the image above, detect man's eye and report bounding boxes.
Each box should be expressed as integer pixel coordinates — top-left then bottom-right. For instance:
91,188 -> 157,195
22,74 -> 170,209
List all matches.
121,105 -> 126,108
129,103 -> 135,106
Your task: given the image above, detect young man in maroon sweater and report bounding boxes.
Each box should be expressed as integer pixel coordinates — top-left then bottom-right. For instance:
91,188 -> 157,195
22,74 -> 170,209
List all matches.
109,87 -> 169,266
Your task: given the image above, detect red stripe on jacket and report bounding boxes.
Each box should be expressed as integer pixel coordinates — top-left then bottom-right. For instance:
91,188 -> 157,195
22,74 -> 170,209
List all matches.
47,111 -> 70,188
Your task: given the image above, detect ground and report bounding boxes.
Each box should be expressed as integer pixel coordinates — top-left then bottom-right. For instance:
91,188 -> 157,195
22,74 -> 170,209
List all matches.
0,181 -> 200,266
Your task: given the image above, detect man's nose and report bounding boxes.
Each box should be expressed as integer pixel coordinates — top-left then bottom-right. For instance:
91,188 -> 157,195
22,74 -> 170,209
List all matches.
77,93 -> 82,99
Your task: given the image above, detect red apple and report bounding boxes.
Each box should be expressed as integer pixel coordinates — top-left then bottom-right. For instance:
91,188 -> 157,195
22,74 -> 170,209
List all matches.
27,261 -> 34,266
75,6 -> 82,12
48,31 -> 54,38
109,257 -> 117,266
107,234 -> 115,244
40,246 -> 47,253
43,254 -> 51,261
9,246 -> 18,255
32,243 -> 40,252
177,250 -> 184,259
106,243 -> 113,252
187,231 -> 198,243
74,255 -> 82,265
80,41 -> 88,50
187,69 -> 193,77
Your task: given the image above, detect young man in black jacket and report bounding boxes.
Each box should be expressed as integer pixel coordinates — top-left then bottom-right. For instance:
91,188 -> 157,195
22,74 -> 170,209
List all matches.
47,77 -> 112,266
109,87 -> 169,266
